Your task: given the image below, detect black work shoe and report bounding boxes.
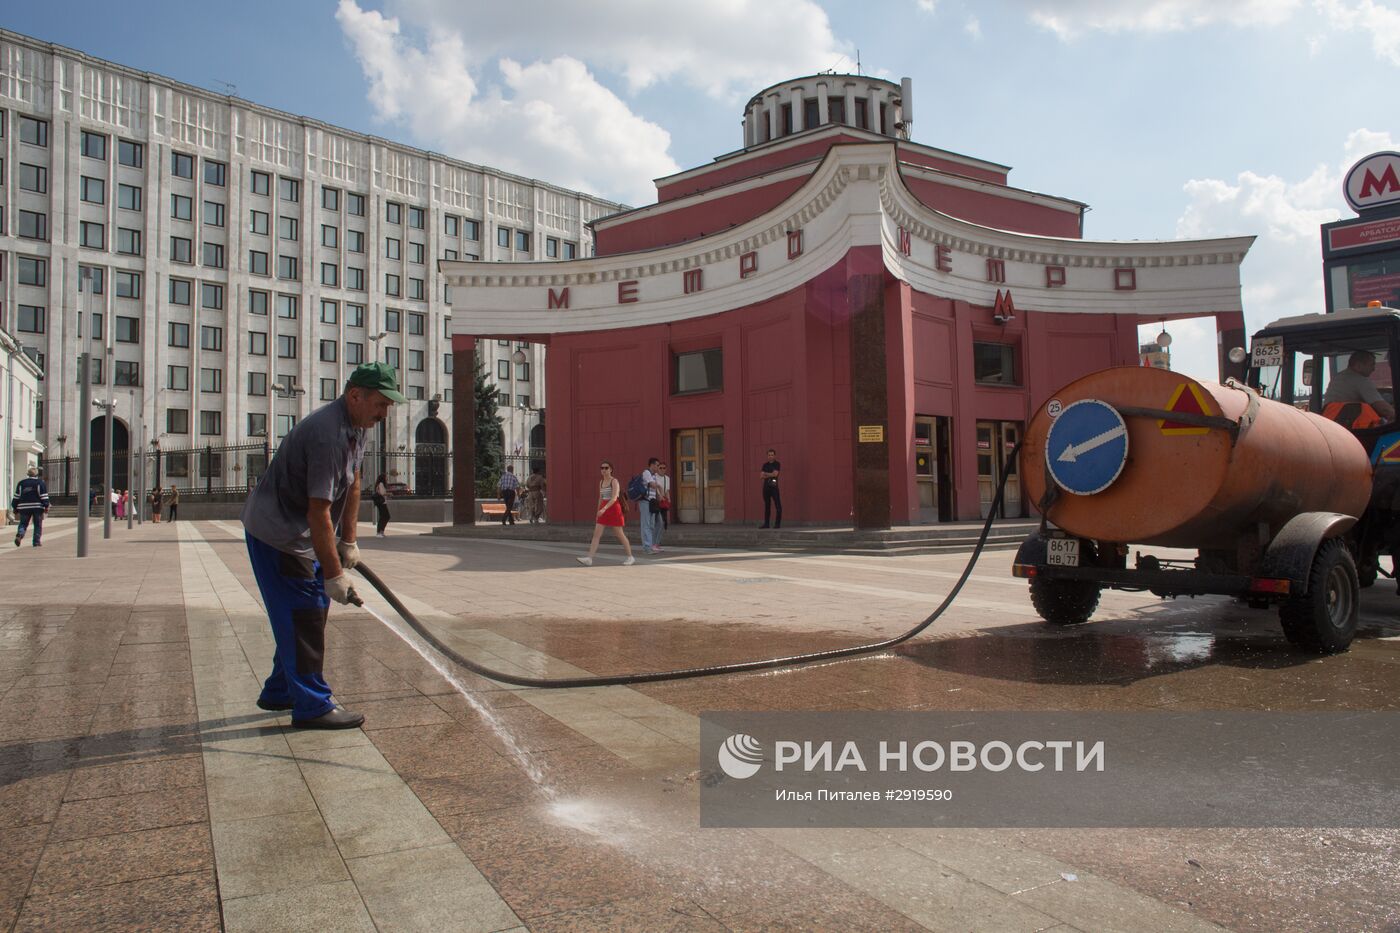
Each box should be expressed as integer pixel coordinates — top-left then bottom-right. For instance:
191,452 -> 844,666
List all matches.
293,707 -> 365,730
12,536 -> 19,547
256,697 -> 293,712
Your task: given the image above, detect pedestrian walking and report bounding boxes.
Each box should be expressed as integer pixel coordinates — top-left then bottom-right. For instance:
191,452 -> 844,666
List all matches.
654,462 -> 672,534
11,466 -> 49,547
638,457 -> 662,553
525,468 -> 546,523
577,461 -> 634,566
149,488 -> 162,523
117,489 -> 127,519
760,447 -> 782,528
166,485 -> 180,522
497,466 -> 520,525
240,361 -> 404,729
109,487 -> 120,519
372,474 -> 391,537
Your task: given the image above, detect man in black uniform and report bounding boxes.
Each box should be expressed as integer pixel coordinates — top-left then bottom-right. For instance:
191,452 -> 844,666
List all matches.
759,448 -> 782,529
11,466 -> 50,547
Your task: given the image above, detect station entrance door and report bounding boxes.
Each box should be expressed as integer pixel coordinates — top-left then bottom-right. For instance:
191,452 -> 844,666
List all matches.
914,415 -> 953,523
674,427 -> 725,523
976,420 -> 1023,519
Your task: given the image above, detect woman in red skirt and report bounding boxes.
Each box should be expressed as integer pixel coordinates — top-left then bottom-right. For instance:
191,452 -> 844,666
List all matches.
577,461 -> 635,566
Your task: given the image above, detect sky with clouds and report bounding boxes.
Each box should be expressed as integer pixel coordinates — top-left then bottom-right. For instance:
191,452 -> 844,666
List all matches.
5,0 -> 1398,380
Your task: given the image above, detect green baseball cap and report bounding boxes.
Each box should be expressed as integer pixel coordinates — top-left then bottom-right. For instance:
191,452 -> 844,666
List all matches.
347,362 -> 407,403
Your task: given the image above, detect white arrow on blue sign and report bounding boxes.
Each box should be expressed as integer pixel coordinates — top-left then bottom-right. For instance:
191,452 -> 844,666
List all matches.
1045,398 -> 1130,496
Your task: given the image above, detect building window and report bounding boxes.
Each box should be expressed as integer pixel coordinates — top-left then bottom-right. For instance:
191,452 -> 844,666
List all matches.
171,237 -> 193,264
386,202 -> 402,225
497,227 -> 510,248
407,312 -> 425,335
385,273 -> 400,297
167,408 -> 190,434
116,316 -> 139,343
203,201 -> 225,227
18,210 -> 47,240
250,170 -> 270,196
166,452 -> 189,476
345,230 -> 363,254
87,358 -> 104,384
18,116 -> 47,147
201,325 -> 223,351
384,347 -> 400,370
18,257 -> 46,286
321,378 -> 337,401
250,210 -> 269,235
80,222 -> 106,250
443,352 -> 454,374
321,299 -> 338,324
408,278 -> 425,300
546,237 -> 559,258
277,255 -> 298,280
201,283 -> 224,310
516,361 -> 530,381
249,290 -> 269,315
115,271 -> 141,298
347,192 -> 365,216
172,194 -> 193,221
385,309 -> 401,332
275,414 -> 297,437
444,249 -> 458,261
973,342 -> 1020,386
169,322 -> 190,348
408,206 -> 424,229
169,365 -> 190,391
80,267 -> 106,294
19,163 -> 47,193
88,313 -> 104,339
117,228 -> 142,255
673,348 -> 723,394
278,216 -> 299,241
385,237 -> 401,260
515,230 -> 530,252
170,279 -> 192,305
118,139 -> 142,167
319,339 -> 337,362
321,263 -> 339,287
277,335 -> 297,358
346,267 -> 365,290
202,242 -> 225,269
200,410 -> 222,436
277,294 -> 298,319
464,219 -> 480,241
279,177 -> 299,202
497,359 -> 510,379
249,251 -> 269,276
249,331 -> 267,355
171,151 -> 194,178
563,241 -> 577,260
80,176 -> 105,203
322,224 -> 338,248
408,349 -> 424,371
17,305 -> 44,333
322,186 -> 340,211
248,412 -> 267,436
346,304 -> 365,327
346,342 -> 364,365
204,160 -> 226,186
445,215 -> 459,237
113,361 -> 140,387
200,368 -> 223,393
497,391 -> 509,406
81,130 -> 107,160
118,183 -> 141,211
248,371 -> 267,396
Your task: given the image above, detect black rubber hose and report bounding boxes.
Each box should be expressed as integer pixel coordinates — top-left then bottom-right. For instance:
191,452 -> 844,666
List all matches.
354,441 -> 1023,689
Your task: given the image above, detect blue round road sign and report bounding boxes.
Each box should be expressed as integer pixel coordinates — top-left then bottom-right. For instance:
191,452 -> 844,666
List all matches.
1045,398 -> 1129,496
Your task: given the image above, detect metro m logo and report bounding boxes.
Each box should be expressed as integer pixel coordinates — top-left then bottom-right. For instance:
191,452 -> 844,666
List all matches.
1345,152 -> 1400,212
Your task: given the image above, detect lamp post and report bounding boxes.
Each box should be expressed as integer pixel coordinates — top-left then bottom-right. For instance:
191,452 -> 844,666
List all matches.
92,397 -> 115,538
368,332 -> 388,478
269,382 -> 305,453
76,269 -> 94,558
55,434 -> 68,498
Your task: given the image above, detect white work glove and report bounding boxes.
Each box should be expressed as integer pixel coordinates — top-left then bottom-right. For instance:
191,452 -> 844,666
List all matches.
324,573 -> 359,605
337,540 -> 361,570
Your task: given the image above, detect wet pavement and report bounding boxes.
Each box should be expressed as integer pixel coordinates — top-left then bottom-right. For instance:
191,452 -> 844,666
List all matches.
0,518 -> 1398,931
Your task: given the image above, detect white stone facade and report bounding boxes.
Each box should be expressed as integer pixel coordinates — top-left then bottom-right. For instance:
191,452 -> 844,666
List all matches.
0,29 -> 623,485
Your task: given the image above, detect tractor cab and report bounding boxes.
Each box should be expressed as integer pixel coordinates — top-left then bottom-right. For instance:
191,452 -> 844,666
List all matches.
1247,304 -> 1400,459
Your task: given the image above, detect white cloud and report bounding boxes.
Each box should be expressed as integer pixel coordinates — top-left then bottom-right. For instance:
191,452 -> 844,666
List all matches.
966,15 -> 984,37
335,0 -> 678,204
1315,0 -> 1400,65
383,0 -> 853,98
1158,129 -> 1397,381
917,0 -> 938,11
1017,0 -> 1303,39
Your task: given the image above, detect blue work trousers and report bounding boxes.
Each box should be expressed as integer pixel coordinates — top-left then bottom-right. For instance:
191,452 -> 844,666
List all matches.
245,534 -> 335,720
15,511 -> 43,545
638,499 -> 657,550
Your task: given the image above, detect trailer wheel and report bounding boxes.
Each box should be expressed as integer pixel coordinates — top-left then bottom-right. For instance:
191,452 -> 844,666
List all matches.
1278,539 -> 1358,653
1029,578 -> 1101,626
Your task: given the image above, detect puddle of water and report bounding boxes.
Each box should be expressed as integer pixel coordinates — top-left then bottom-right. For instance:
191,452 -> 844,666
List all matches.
359,602 -> 555,798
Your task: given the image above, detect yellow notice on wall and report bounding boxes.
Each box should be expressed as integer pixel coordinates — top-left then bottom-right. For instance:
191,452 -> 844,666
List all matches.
858,425 -> 885,443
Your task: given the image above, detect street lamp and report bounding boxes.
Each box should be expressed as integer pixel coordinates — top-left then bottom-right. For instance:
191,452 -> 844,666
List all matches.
269,382 -> 306,451
368,331 -> 388,362
367,332 -> 389,477
91,397 -> 115,538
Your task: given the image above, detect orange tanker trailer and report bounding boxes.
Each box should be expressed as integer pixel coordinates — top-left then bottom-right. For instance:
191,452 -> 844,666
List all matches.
1012,365 -> 1373,653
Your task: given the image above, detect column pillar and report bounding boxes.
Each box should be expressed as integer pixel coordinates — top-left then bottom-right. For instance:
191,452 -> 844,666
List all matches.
849,272 -> 891,530
451,335 -> 476,524
1216,311 -> 1248,383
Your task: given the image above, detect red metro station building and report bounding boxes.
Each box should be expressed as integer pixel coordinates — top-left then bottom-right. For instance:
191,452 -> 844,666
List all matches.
443,75 -> 1253,528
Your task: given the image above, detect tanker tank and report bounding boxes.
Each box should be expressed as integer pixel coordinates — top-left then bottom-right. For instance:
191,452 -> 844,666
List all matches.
1021,366 -> 1372,549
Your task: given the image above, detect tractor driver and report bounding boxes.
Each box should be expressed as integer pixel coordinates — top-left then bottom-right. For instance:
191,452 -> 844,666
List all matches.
1322,349 -> 1395,427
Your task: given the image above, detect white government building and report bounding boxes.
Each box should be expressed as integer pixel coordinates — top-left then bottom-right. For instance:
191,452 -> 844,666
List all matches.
0,28 -> 624,495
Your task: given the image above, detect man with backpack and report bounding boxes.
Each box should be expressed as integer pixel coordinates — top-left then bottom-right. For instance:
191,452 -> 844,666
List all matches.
11,466 -> 50,547
630,458 -> 663,554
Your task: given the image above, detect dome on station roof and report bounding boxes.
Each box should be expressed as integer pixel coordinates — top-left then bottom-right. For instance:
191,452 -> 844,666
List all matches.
741,74 -> 911,149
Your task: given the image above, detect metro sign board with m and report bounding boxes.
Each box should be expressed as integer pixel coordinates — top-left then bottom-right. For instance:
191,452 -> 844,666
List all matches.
1345,152 -> 1400,213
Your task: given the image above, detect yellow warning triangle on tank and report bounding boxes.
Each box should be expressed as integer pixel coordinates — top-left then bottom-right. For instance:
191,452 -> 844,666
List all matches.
1158,382 -> 1214,435
1379,437 -> 1400,463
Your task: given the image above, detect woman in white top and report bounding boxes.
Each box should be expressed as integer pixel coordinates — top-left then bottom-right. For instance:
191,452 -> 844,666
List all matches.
577,461 -> 634,566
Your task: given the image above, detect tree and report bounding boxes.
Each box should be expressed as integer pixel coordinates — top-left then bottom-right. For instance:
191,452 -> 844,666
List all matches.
473,356 -> 504,496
